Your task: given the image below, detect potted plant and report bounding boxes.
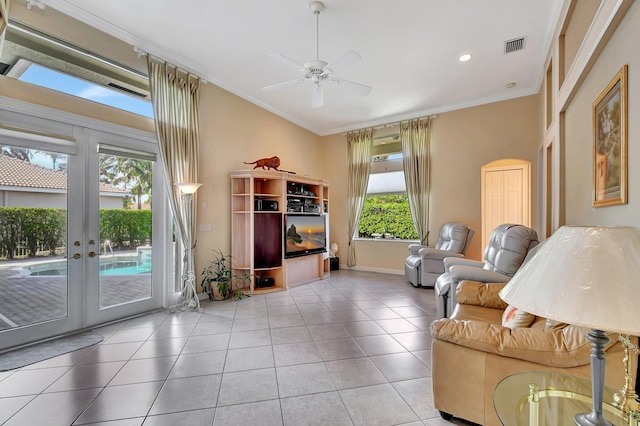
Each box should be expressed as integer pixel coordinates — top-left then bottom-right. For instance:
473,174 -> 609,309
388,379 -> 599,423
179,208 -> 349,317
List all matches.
200,250 -> 250,301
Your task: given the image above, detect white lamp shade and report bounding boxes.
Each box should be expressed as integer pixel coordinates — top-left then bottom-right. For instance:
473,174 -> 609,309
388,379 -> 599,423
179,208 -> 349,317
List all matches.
175,182 -> 202,195
499,225 -> 640,335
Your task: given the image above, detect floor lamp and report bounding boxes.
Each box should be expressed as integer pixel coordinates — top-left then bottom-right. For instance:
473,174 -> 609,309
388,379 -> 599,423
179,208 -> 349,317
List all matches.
175,182 -> 202,312
499,226 -> 640,425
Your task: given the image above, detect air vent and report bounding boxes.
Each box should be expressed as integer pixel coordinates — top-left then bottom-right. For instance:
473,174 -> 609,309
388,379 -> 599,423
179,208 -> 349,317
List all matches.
107,82 -> 147,98
504,37 -> 526,54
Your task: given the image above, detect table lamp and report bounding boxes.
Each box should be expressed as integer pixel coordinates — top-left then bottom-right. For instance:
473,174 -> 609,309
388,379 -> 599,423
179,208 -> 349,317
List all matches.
499,225 -> 640,426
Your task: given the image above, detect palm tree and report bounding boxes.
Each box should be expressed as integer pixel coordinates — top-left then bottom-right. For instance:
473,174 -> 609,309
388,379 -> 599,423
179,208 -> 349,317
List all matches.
37,151 -> 66,170
1,146 -> 32,162
99,155 -> 152,210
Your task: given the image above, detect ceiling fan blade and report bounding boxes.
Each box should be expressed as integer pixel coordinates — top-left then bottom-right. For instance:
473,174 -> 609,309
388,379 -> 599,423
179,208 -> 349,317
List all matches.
263,79 -> 306,92
311,84 -> 324,108
325,50 -> 361,75
269,54 -> 306,73
328,78 -> 372,96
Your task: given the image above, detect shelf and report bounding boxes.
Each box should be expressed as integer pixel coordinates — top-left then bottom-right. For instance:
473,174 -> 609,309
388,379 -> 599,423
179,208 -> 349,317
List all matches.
254,266 -> 282,271
251,286 -> 285,295
285,212 -> 323,216
232,170 -> 329,295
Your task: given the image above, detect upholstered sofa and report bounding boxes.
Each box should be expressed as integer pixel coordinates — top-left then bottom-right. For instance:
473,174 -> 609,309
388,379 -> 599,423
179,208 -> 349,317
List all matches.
431,280 -> 635,426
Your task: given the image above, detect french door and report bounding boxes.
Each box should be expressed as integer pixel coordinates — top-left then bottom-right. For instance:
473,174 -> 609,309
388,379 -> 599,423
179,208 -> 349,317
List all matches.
0,107 -> 169,351
83,130 -> 166,326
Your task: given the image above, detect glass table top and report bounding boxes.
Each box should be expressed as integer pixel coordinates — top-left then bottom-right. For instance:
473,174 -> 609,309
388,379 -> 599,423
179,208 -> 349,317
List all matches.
494,371 -> 628,426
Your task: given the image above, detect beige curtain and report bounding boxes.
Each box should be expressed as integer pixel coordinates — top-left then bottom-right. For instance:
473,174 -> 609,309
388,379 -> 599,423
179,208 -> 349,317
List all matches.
401,118 -> 432,245
147,58 -> 201,275
347,128 -> 374,266
0,0 -> 10,54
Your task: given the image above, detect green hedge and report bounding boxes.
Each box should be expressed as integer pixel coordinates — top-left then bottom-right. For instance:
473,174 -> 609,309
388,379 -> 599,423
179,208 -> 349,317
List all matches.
100,209 -> 152,249
0,208 -> 66,259
358,195 -> 418,240
0,207 -> 151,259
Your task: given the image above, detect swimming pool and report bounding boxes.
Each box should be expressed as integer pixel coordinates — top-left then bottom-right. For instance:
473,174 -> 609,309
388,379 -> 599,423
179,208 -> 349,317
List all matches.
26,255 -> 151,276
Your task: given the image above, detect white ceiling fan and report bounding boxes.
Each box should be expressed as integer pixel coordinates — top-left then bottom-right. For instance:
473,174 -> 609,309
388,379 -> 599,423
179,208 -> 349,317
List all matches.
263,1 -> 372,108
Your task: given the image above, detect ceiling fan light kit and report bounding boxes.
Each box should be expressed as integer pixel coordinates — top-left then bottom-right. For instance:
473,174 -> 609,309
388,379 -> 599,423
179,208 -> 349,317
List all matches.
263,0 -> 371,108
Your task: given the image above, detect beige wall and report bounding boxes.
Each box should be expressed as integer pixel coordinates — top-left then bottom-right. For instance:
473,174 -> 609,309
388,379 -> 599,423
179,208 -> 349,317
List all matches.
322,94 -> 541,274
194,83 -> 323,272
564,1 -> 639,226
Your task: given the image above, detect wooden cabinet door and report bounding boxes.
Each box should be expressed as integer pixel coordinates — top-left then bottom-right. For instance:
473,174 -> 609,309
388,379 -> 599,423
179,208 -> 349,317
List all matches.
254,213 -> 282,268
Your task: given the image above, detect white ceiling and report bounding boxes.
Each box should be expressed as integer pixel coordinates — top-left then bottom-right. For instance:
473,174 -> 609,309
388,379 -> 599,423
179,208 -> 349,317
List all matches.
43,0 -> 561,136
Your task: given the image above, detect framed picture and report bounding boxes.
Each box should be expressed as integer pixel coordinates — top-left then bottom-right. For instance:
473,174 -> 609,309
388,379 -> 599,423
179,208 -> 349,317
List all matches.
592,65 -> 628,207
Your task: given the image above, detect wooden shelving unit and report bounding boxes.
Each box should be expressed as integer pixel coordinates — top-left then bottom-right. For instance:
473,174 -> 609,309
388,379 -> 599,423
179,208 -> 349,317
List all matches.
230,170 -> 329,294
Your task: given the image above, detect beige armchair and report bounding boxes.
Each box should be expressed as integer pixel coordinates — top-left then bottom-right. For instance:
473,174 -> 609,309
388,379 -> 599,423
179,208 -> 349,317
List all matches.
404,222 -> 473,288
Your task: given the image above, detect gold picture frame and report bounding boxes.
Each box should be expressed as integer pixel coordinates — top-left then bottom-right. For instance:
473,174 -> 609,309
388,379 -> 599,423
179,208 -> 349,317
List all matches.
593,65 -> 628,207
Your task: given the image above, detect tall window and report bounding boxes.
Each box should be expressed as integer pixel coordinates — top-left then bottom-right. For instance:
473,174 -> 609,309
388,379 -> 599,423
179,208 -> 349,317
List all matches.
357,136 -> 418,240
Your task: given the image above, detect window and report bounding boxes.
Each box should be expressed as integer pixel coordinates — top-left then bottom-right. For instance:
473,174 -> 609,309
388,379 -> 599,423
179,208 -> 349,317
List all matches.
357,135 -> 418,240
1,20 -> 153,118
17,63 -> 153,118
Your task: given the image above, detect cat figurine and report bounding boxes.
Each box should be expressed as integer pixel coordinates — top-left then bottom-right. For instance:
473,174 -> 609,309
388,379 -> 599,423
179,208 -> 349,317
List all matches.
244,156 -> 281,170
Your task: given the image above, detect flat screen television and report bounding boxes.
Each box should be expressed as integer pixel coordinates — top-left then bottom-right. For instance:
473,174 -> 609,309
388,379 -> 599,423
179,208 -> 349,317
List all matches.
284,214 -> 327,258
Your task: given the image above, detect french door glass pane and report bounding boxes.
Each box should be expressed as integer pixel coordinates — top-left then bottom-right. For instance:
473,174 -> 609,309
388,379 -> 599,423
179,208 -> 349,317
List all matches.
0,146 -> 68,330
98,153 -> 153,308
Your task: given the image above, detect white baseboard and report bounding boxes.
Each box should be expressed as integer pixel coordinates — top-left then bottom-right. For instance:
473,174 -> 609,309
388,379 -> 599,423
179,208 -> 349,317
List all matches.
339,265 -> 404,275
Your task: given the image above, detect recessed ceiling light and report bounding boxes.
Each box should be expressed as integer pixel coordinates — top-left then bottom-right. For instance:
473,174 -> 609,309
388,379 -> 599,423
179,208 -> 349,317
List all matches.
506,82 -> 517,88
458,53 -> 472,62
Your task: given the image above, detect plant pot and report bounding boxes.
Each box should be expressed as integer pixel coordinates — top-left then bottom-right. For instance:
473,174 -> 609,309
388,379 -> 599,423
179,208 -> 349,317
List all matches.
212,281 -> 231,301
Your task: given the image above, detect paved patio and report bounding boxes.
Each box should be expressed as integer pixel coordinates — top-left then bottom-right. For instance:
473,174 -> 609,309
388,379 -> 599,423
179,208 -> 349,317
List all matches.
0,256 -> 151,332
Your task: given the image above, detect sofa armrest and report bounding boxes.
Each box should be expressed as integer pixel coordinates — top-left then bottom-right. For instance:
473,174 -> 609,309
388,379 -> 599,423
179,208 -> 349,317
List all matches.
443,257 -> 483,270
449,265 -> 511,283
419,248 -> 464,261
408,244 -> 427,255
456,280 -> 508,309
431,319 -> 615,368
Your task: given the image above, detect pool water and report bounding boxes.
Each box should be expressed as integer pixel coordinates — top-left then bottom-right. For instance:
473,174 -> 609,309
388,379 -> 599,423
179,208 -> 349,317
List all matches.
27,256 -> 151,276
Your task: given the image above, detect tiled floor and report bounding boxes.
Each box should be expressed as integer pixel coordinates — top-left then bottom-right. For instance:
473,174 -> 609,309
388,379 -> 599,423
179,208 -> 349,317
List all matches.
0,270 -> 474,426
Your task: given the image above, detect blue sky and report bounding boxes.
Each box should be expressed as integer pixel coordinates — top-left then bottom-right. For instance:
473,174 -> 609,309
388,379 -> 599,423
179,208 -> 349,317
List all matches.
20,64 -> 154,118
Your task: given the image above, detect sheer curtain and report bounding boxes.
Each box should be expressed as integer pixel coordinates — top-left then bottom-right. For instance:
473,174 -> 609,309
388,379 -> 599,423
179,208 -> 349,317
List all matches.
401,118 -> 432,245
347,128 -> 374,266
147,58 -> 201,285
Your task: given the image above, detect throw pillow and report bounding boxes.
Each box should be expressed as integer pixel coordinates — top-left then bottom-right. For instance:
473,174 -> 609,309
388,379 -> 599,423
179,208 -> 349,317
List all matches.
502,305 -> 536,329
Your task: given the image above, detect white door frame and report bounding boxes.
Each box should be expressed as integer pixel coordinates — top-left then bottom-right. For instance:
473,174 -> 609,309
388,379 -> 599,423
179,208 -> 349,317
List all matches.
0,97 -> 173,348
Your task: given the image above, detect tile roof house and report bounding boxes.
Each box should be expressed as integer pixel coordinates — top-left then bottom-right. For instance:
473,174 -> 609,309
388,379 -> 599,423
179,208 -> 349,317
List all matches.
0,154 -> 129,208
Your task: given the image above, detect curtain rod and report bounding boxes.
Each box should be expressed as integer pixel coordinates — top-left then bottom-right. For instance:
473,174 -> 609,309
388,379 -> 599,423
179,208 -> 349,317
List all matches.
342,115 -> 437,135
142,51 -> 206,83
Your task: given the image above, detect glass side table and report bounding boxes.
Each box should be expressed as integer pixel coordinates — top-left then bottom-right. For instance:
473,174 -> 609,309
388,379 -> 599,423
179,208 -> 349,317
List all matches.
494,371 -> 636,425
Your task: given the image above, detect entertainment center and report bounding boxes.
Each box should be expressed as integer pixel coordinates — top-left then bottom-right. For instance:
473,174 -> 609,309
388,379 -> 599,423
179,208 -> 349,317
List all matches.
230,170 -> 330,294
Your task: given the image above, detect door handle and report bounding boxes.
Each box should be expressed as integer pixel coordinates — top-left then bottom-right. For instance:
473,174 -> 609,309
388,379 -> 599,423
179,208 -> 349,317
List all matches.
71,253 -> 81,259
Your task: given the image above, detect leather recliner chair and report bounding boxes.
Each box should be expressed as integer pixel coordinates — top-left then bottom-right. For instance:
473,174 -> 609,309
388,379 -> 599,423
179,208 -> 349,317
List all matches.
434,223 -> 539,318
404,222 -> 473,288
